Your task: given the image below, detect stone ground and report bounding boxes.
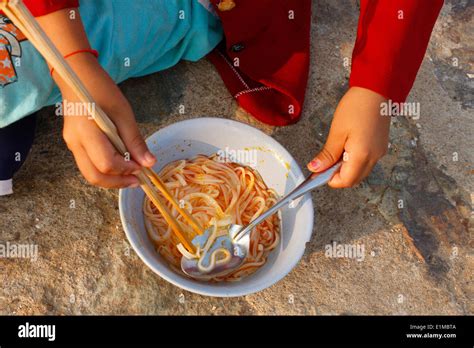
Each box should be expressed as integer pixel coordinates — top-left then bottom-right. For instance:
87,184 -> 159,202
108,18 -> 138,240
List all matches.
0,0 -> 472,315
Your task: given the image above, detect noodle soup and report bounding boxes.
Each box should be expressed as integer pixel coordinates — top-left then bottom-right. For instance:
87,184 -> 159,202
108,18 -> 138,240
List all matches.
143,154 -> 281,282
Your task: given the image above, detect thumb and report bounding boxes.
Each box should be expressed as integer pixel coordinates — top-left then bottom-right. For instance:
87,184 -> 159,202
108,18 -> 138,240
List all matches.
307,134 -> 345,173
117,119 -> 156,168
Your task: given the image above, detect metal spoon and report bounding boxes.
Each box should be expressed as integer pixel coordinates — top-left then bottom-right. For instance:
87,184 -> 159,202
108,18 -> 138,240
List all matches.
181,162 -> 342,280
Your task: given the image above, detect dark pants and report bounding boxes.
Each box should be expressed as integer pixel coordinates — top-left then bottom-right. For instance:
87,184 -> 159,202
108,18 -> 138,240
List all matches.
0,113 -> 37,195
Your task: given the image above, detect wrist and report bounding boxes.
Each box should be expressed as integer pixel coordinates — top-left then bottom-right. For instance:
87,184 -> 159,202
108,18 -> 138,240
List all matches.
50,49 -> 99,77
345,87 -> 390,124
347,86 -> 388,104
332,87 -> 391,139
55,52 -> 104,95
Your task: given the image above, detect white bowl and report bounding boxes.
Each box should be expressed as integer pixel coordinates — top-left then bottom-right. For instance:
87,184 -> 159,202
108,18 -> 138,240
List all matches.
119,117 -> 313,297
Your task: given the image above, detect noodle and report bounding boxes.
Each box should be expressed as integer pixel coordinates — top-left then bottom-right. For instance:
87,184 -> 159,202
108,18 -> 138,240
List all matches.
143,154 -> 281,281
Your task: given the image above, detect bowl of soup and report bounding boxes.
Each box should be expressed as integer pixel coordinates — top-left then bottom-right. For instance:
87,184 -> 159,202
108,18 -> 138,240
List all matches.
119,117 -> 314,297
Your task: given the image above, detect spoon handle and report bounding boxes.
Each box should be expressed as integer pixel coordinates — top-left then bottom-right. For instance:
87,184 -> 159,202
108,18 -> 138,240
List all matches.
235,161 -> 342,241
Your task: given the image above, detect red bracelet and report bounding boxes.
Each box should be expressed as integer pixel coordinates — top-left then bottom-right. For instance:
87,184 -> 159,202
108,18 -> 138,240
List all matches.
50,49 -> 99,76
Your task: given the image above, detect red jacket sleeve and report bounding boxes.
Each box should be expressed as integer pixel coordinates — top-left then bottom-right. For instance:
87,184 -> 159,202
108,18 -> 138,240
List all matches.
349,0 -> 443,102
23,0 -> 79,17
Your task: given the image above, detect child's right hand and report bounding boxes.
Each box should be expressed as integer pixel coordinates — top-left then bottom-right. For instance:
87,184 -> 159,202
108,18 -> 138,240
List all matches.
58,53 -> 156,188
36,9 -> 155,189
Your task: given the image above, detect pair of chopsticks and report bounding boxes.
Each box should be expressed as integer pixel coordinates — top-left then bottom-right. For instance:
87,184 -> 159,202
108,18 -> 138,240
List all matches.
0,0 -> 203,252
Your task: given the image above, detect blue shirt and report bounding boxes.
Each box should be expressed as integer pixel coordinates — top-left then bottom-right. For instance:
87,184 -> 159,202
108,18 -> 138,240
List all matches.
0,0 -> 223,127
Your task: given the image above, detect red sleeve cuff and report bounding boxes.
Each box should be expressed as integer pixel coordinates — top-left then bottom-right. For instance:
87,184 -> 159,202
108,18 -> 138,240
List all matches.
349,0 -> 443,102
23,0 -> 79,17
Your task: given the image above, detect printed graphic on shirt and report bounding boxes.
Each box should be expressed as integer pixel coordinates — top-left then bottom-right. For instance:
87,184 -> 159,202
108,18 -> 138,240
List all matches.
0,15 -> 26,88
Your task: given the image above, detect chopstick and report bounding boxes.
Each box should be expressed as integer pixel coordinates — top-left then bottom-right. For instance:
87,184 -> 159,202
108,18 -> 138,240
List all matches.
0,0 -> 203,252
139,173 -> 197,252
144,167 -> 203,235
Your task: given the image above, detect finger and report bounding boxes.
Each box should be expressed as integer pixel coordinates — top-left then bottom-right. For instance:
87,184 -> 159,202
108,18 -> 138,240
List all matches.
114,109 -> 156,168
82,122 -> 141,175
71,145 -> 140,189
307,130 -> 346,173
328,152 -> 371,188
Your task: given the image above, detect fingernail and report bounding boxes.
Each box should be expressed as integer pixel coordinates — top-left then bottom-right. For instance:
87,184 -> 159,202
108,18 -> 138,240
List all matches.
132,169 -> 142,175
128,182 -> 140,189
309,159 -> 321,171
144,151 -> 156,165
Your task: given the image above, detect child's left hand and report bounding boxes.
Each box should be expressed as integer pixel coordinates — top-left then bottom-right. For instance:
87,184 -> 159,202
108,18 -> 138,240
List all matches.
307,87 -> 391,188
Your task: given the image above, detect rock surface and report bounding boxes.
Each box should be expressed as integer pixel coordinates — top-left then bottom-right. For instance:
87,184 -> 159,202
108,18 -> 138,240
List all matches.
0,0 -> 472,315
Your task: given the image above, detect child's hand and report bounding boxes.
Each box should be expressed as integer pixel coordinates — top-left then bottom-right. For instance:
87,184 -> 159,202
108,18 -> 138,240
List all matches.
35,9 -> 155,188
307,87 -> 390,188
58,54 -> 155,188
